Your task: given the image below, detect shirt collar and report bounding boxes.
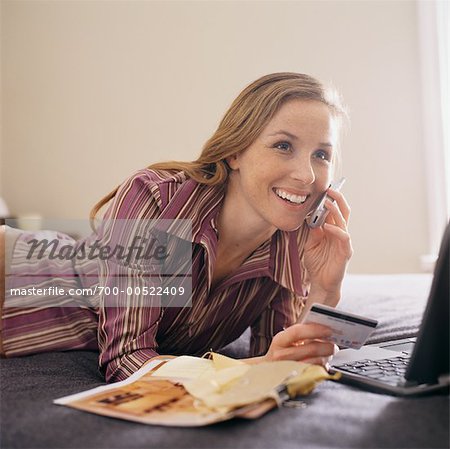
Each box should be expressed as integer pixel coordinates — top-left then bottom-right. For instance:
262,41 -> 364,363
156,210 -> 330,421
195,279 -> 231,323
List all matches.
157,176 -> 308,295
157,176 -> 224,244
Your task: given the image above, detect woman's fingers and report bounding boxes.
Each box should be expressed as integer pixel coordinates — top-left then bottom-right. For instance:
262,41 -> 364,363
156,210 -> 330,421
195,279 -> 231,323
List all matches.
322,223 -> 353,257
270,340 -> 336,362
271,324 -> 335,362
274,323 -> 333,347
324,199 -> 347,229
266,325 -> 340,367
319,193 -> 353,258
326,189 -> 351,225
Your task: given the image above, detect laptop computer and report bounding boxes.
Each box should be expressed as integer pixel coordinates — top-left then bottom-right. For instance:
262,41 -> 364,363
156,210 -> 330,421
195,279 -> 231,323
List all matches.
329,221 -> 450,396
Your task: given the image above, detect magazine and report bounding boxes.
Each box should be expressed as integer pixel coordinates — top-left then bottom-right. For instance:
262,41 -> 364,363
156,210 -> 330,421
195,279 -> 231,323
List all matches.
54,354 -> 338,427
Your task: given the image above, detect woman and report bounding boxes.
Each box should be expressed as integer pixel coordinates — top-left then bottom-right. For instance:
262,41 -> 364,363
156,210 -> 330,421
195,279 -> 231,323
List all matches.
1,72 -> 352,382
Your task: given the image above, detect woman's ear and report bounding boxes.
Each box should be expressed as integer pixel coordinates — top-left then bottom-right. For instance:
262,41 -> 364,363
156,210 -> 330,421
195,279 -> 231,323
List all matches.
226,154 -> 240,170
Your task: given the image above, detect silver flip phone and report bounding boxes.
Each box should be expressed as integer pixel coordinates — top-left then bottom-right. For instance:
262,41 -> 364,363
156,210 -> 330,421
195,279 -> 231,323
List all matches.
306,177 -> 346,228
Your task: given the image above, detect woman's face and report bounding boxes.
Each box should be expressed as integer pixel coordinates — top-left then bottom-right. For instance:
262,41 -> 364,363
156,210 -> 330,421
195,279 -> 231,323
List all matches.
227,99 -> 337,233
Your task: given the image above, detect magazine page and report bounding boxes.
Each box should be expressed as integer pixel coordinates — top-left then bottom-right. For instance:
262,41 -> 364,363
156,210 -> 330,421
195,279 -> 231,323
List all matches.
54,355 -> 278,427
54,354 -> 336,427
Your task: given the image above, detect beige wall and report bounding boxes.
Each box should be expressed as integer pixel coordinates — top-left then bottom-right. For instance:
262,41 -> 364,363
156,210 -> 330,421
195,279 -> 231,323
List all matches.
0,1 -> 3,196
1,0 -> 429,273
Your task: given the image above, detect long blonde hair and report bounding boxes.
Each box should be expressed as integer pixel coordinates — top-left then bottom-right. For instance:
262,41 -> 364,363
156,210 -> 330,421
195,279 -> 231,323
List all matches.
90,72 -> 346,220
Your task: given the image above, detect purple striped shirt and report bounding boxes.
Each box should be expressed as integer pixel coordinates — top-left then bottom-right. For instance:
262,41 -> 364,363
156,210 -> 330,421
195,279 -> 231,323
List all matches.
2,169 -> 309,382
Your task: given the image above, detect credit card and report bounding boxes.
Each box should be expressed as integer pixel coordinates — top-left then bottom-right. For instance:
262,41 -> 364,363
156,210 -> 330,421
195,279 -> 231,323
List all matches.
300,303 -> 378,349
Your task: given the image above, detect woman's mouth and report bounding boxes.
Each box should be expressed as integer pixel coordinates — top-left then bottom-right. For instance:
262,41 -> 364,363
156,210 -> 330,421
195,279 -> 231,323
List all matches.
273,188 -> 309,206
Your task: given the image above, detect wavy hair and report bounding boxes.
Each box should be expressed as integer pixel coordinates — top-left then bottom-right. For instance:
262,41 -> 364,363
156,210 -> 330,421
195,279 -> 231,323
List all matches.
91,72 -> 347,221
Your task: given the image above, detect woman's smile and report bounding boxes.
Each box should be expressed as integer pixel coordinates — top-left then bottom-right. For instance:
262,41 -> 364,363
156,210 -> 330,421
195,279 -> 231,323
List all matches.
225,98 -> 336,233
273,187 -> 310,207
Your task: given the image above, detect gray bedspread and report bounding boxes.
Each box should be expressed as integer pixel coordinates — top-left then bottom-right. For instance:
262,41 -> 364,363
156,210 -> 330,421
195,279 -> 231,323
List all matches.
1,274 -> 449,449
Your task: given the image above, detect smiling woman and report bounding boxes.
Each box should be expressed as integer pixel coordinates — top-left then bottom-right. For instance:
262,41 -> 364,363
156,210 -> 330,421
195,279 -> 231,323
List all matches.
225,100 -> 336,234
1,73 -> 353,382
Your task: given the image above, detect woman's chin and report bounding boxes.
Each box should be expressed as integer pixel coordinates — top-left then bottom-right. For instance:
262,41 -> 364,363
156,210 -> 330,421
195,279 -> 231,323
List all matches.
275,219 -> 306,232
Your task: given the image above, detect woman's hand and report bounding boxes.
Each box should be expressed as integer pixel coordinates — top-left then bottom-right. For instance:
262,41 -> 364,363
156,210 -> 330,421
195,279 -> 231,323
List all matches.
262,323 -> 338,368
303,188 -> 353,307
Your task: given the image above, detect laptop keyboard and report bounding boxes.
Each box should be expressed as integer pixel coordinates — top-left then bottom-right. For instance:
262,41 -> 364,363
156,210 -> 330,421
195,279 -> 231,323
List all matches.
334,355 -> 410,385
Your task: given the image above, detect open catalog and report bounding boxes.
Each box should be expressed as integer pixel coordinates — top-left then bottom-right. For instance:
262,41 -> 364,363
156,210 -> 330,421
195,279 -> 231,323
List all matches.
54,353 -> 339,427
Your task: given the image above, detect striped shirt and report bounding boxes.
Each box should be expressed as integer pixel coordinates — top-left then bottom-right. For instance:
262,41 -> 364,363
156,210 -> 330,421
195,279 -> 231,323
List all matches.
2,169 -> 310,382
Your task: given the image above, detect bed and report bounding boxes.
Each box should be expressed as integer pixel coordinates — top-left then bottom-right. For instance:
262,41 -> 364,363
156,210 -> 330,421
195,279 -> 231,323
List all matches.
1,274 -> 449,449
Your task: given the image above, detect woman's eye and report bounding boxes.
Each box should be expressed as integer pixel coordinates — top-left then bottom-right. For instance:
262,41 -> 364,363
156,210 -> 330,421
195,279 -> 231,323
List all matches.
314,149 -> 331,161
274,141 -> 291,152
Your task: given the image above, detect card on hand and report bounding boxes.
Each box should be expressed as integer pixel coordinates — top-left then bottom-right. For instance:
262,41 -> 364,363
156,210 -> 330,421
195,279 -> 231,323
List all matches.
300,303 -> 378,349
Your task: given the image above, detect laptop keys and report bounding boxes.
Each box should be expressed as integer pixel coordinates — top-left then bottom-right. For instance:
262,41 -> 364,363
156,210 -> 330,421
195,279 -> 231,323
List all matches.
335,356 -> 409,383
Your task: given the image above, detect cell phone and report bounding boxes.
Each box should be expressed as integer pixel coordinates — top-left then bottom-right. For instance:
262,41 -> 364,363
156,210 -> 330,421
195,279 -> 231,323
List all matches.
306,177 -> 346,228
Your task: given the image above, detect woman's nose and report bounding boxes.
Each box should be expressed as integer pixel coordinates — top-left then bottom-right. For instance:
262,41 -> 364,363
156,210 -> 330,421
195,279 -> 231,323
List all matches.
290,159 -> 315,185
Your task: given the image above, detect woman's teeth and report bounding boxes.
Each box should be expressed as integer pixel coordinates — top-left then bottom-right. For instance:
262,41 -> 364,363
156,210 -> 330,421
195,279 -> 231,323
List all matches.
274,189 -> 307,205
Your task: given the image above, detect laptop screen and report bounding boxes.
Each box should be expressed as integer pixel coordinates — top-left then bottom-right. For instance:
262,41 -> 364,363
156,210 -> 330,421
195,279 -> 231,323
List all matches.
406,222 -> 450,384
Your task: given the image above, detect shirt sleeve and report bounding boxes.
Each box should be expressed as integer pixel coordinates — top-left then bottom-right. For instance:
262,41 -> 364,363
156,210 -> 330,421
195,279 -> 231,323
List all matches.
249,288 -> 307,357
2,227 -> 99,357
96,171 -> 166,382
249,257 -> 310,358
